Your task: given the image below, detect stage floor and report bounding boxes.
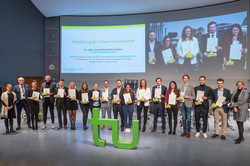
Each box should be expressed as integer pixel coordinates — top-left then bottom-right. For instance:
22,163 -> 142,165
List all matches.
0,109 -> 250,166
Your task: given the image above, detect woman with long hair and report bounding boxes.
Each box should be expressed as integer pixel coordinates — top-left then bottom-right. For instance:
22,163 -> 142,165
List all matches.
164,81 -> 180,135
79,82 -> 91,130
136,79 -> 151,132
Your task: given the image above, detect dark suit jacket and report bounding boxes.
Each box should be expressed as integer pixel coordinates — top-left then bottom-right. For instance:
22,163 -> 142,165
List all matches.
212,88 -> 231,113
146,40 -> 162,65
40,81 -> 57,103
194,85 -> 213,109
111,87 -> 124,105
200,32 -> 224,54
12,84 -> 30,103
54,87 -> 68,105
151,85 -> 167,103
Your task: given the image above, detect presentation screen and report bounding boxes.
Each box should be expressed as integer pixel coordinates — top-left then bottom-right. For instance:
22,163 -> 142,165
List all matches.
60,0 -> 249,82
61,24 -> 145,73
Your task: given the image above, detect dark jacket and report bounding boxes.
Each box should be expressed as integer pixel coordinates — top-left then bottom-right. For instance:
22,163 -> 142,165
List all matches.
212,88 -> 231,113
151,85 -> 167,103
194,84 -> 213,109
12,84 -> 30,103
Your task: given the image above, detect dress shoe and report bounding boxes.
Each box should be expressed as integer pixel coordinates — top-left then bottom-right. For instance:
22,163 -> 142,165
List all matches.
186,133 -> 191,138
28,125 -> 32,129
172,131 -> 176,135
162,130 -> 166,134
101,125 -> 105,130
221,135 -> 226,140
16,127 -> 21,130
64,126 -> 67,129
121,127 -> 124,132
84,126 -> 88,130
57,126 -> 62,130
151,128 -> 156,132
142,126 -> 146,132
181,131 -> 187,137
10,128 -> 15,133
168,131 -> 172,135
211,134 -> 219,138
6,128 -> 9,133
234,137 -> 245,142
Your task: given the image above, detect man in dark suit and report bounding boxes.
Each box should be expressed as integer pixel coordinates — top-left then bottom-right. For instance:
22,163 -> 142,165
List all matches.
111,79 -> 124,132
194,76 -> 213,139
54,79 -> 68,130
151,77 -> 167,134
40,75 -> 57,130
200,21 -> 224,69
12,77 -> 31,130
146,31 -> 163,66
211,78 -> 231,140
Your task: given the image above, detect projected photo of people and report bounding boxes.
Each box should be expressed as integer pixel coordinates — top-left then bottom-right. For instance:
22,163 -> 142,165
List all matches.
148,11 -> 248,74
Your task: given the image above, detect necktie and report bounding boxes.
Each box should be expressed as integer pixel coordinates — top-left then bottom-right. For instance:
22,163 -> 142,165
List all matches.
211,34 -> 214,38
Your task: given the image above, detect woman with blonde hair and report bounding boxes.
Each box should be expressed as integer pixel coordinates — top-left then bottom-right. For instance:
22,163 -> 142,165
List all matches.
1,84 -> 17,133
67,82 -> 79,130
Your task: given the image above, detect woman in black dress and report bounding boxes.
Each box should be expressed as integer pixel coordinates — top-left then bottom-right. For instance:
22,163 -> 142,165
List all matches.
28,80 -> 41,130
79,82 -> 91,130
67,82 -> 79,130
1,84 -> 17,133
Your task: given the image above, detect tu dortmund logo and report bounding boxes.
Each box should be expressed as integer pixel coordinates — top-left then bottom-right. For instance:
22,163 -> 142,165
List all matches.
88,108 -> 139,149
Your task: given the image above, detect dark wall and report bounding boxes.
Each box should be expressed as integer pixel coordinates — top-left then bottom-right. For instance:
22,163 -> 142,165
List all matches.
0,0 -> 45,85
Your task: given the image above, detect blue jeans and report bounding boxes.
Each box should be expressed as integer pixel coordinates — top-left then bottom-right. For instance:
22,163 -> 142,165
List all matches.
181,104 -> 192,133
123,104 -> 134,128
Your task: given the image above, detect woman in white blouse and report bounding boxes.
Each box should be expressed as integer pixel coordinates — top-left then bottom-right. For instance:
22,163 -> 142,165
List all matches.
176,25 -> 199,72
136,79 -> 151,132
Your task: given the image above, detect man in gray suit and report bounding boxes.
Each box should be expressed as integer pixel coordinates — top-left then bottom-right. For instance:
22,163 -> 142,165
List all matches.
100,80 -> 112,130
179,74 -> 195,138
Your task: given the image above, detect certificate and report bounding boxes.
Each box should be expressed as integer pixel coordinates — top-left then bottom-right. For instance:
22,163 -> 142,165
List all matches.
69,89 -> 76,99
216,96 -> 226,107
32,91 -> 40,100
43,88 -> 50,98
229,43 -> 242,60
180,92 -> 185,96
206,38 -> 218,52
196,90 -> 204,102
138,89 -> 146,99
58,89 -> 65,98
168,94 -> 176,105
92,91 -> 99,98
154,89 -> 161,98
113,95 -> 119,100
123,93 -> 131,103
102,92 -> 108,100
182,41 -> 192,56
162,48 -> 173,64
82,93 -> 89,102
148,52 -> 155,64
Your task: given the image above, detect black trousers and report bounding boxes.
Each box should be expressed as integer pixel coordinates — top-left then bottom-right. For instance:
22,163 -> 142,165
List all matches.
153,103 -> 166,130
80,104 -> 91,126
31,114 -> 38,126
16,100 -> 30,127
167,105 -> 178,132
56,99 -> 67,127
4,118 -> 13,129
236,121 -> 244,139
113,104 -> 124,128
195,105 -> 208,133
43,98 -> 55,124
137,105 -> 149,127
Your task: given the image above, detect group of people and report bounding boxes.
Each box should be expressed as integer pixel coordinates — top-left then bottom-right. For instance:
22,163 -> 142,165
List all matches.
147,21 -> 247,72
1,75 -> 249,145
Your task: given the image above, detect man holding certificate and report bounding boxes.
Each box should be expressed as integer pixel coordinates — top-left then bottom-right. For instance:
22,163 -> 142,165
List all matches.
40,75 -> 57,130
211,78 -> 231,140
194,76 -> 212,139
54,79 -> 68,130
201,21 -> 223,70
111,79 -> 125,132
100,80 -> 112,130
151,77 -> 167,134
